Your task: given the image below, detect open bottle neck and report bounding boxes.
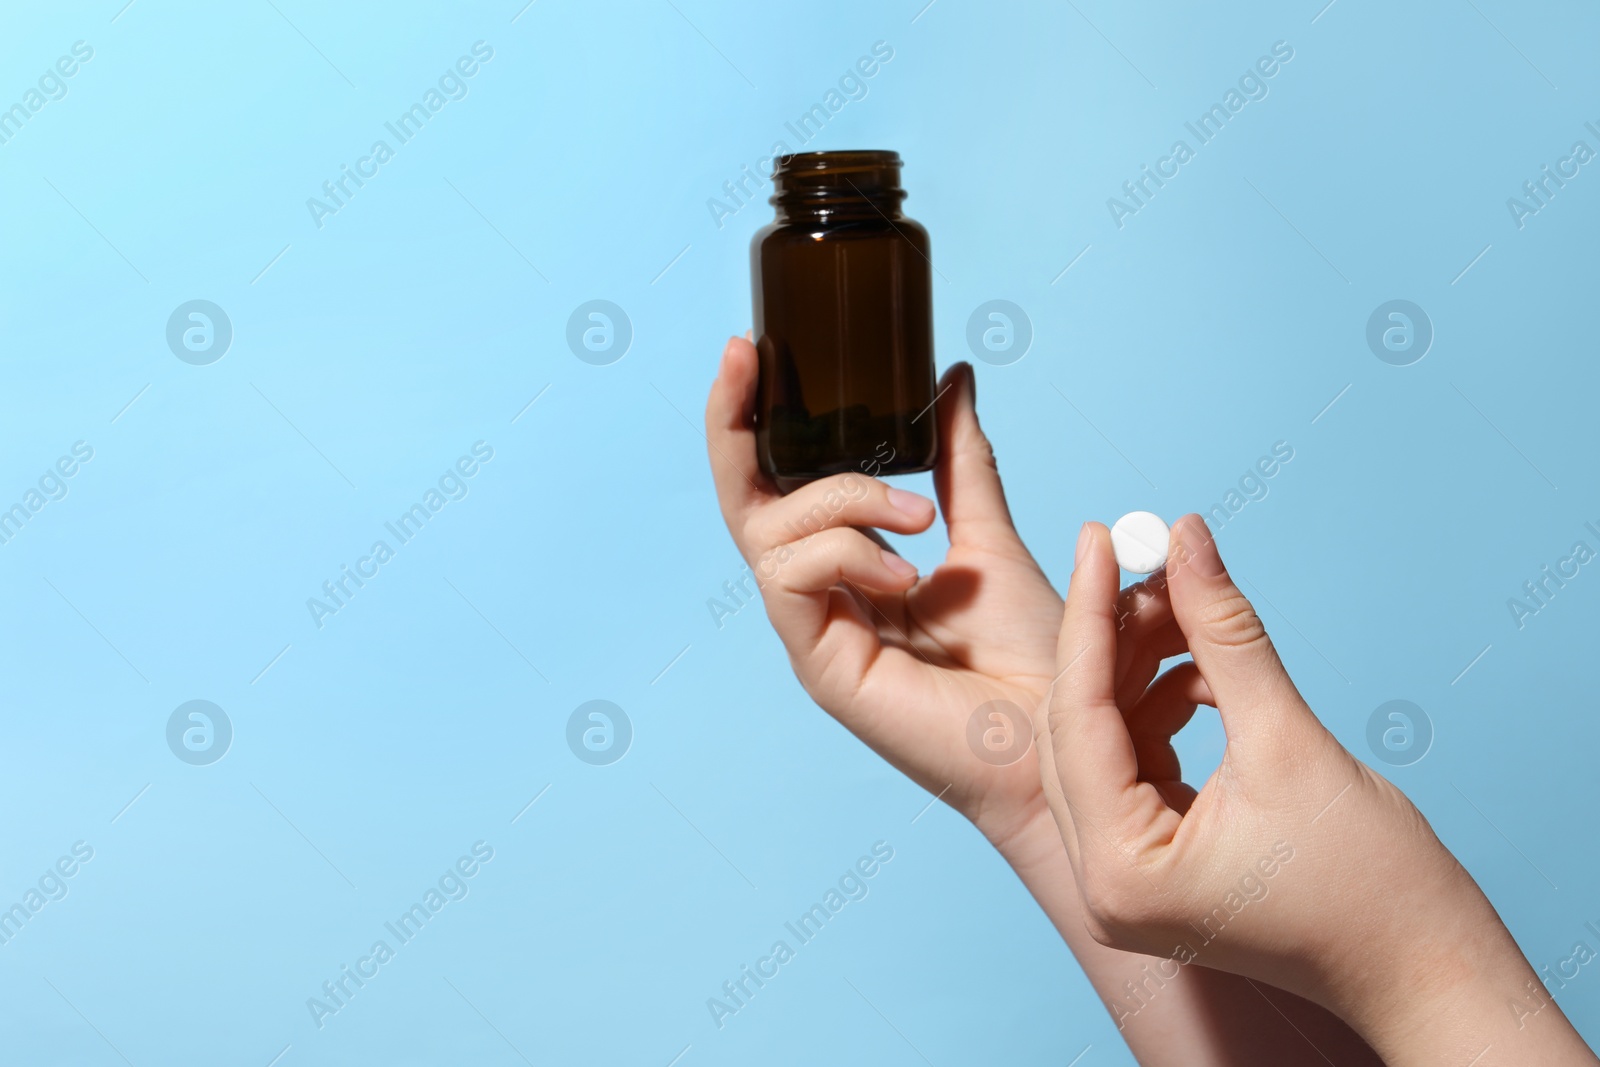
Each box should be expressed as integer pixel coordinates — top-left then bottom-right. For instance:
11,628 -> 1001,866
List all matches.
769,150 -> 907,224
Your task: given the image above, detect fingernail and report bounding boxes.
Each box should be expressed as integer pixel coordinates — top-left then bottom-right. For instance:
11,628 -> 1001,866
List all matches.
961,362 -> 976,406
1179,516 -> 1225,578
1075,522 -> 1091,565
887,487 -> 933,518
881,549 -> 918,580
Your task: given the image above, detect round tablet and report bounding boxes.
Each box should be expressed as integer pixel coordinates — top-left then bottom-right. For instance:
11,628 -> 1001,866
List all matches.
1110,512 -> 1170,574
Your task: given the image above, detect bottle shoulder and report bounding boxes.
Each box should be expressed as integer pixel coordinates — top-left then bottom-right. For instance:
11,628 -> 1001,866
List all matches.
751,215 -> 927,250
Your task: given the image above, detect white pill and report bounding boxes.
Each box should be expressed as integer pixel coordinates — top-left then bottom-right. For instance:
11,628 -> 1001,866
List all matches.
1110,512 -> 1170,574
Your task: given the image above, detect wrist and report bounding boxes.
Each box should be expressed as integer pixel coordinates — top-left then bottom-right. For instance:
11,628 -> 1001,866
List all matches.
977,798 -> 1086,942
974,793 -> 1058,879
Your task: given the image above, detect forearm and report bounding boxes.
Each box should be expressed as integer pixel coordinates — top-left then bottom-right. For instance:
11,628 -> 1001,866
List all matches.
1316,885 -> 1599,1067
995,811 -> 1383,1066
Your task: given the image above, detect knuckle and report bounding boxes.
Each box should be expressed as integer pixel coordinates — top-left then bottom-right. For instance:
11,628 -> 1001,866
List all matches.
951,428 -> 1001,479
809,527 -> 853,561
754,542 -> 794,586
739,513 -> 768,550
790,501 -> 839,540
786,528 -> 858,582
1044,700 -> 1078,747
1196,592 -> 1270,650
967,432 -> 998,470
765,475 -> 875,544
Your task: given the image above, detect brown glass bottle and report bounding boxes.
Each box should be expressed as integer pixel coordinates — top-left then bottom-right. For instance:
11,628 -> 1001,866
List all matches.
750,150 -> 938,483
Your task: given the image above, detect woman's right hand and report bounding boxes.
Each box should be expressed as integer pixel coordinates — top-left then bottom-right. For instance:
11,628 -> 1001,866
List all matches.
703,336 -> 1065,845
1038,514 -> 1598,1066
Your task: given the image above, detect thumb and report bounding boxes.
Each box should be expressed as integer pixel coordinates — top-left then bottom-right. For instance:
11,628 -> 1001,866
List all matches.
932,362 -> 1026,552
1165,514 -> 1313,744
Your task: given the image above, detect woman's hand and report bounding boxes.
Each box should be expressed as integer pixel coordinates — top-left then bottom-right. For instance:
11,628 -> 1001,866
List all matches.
707,337 -> 1391,1065
1040,515 -> 1599,1066
704,336 -> 1062,847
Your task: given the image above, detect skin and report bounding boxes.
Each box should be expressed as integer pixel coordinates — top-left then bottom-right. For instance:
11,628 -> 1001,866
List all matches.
1040,516 -> 1599,1066
704,335 -> 1383,1064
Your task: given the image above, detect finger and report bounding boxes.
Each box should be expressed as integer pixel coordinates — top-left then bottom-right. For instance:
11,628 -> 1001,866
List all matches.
758,526 -> 919,650
1112,578 -> 1183,703
1113,574 -> 1172,645
1151,780 -> 1199,815
1115,618 -> 1190,711
932,363 -> 1028,552
745,473 -> 936,552
704,336 -> 776,529
1129,661 -> 1214,741
1126,661 -> 1213,770
1045,523 -> 1142,823
1165,514 -> 1313,742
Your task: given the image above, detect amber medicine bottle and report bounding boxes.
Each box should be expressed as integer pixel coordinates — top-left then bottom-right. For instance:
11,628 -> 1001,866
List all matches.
750,150 -> 938,482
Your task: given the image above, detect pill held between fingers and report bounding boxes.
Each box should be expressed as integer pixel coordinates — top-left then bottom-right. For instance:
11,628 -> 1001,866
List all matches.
1110,511 -> 1170,574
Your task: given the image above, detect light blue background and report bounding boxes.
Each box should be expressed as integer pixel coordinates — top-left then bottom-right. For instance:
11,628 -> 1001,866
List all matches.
2,1 -> 1597,1063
